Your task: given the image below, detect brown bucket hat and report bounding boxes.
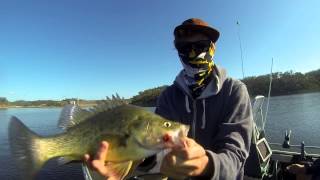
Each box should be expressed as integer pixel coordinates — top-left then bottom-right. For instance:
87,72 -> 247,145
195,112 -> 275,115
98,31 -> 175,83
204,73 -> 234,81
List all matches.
174,18 -> 220,43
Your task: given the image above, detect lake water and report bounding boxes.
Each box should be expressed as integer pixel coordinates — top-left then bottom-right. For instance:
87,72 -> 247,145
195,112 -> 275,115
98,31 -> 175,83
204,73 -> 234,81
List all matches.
0,92 -> 320,179
264,92 -> 320,146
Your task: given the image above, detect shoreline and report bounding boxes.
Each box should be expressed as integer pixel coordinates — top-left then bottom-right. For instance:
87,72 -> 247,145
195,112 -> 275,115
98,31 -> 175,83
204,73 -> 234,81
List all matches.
1,91 -> 319,109
0,104 -> 97,109
249,91 -> 320,99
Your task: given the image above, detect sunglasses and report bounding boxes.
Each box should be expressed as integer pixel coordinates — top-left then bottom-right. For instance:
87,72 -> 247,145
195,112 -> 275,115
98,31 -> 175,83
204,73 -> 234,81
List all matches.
175,40 -> 212,54
175,29 -> 199,38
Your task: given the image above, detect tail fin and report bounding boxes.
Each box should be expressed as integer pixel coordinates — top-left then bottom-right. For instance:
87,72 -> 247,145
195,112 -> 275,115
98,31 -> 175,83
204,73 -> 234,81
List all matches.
8,116 -> 47,178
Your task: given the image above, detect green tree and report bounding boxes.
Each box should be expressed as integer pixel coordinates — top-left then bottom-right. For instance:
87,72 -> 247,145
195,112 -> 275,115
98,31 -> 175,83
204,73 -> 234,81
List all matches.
130,85 -> 168,107
242,69 -> 320,97
0,97 -> 9,106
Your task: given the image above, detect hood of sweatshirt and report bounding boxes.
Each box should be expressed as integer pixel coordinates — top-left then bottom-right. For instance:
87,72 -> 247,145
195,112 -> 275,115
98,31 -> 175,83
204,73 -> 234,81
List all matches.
174,64 -> 227,100
173,65 -> 228,130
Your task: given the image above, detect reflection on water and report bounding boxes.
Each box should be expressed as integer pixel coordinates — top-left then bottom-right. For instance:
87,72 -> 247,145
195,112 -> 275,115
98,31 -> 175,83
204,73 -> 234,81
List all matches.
0,92 -> 319,179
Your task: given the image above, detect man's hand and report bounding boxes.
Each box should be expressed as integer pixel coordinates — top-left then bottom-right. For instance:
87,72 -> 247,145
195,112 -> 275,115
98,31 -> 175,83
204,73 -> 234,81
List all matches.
84,141 -> 121,180
160,137 -> 210,180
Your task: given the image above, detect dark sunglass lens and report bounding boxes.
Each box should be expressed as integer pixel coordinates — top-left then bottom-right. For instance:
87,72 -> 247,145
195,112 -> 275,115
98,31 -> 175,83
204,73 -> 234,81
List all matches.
194,40 -> 211,50
176,29 -> 194,38
175,40 -> 211,54
175,42 -> 191,53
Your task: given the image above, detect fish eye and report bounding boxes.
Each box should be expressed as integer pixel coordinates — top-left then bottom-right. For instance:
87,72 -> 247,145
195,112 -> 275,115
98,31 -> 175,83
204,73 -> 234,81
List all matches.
163,122 -> 171,128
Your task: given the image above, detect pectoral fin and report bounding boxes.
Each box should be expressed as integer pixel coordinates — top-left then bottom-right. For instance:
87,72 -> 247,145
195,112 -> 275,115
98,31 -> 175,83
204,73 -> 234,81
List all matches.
125,160 -> 144,178
107,160 -> 133,180
107,160 -> 144,180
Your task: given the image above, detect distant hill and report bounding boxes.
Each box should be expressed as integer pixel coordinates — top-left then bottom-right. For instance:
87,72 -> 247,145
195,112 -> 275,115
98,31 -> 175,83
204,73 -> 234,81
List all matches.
130,85 -> 168,107
243,69 -> 320,97
0,97 -> 9,108
1,69 -> 319,108
129,69 -> 320,106
0,98 -> 99,108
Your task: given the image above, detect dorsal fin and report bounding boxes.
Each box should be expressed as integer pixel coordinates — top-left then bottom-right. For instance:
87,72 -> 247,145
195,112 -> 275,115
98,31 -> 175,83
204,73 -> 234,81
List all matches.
90,94 -> 128,114
58,94 -> 128,130
58,104 -> 93,130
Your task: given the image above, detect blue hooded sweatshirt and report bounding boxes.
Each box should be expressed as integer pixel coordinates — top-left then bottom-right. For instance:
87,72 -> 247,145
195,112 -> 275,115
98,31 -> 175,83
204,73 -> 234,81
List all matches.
155,65 -> 253,180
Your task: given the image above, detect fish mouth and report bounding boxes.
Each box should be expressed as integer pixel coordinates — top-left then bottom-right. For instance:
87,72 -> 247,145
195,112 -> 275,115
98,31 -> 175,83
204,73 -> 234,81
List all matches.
135,124 -> 190,150
163,125 -> 190,148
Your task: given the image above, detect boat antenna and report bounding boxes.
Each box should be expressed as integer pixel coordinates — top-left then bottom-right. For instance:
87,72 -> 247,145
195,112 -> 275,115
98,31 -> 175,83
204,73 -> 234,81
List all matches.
263,58 -> 273,130
236,21 -> 245,79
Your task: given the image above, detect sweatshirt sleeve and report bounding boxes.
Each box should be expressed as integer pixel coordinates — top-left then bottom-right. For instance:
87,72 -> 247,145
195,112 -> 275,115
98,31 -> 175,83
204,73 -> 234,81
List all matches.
206,83 -> 253,180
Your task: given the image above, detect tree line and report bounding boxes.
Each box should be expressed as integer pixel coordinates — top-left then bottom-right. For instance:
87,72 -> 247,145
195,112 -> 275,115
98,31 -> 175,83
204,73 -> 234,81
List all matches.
130,69 -> 320,106
0,98 -> 99,108
1,69 -> 319,107
130,85 -> 168,106
243,69 -> 320,97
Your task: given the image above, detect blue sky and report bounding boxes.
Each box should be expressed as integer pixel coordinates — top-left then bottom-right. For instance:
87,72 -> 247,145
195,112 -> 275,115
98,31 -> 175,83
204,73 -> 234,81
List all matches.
1,0 -> 319,101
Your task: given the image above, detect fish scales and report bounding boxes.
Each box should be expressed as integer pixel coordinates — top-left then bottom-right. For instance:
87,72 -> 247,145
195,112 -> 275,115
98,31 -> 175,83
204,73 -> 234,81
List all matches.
9,99 -> 189,179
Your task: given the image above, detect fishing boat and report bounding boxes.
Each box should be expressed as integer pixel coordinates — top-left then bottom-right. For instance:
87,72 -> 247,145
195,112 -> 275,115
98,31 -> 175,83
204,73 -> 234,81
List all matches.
243,95 -> 320,180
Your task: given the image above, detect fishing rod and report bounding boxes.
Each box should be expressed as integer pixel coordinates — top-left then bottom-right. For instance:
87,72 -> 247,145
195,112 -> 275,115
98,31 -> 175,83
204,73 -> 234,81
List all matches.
263,58 -> 273,130
236,21 -> 272,132
236,21 -> 245,79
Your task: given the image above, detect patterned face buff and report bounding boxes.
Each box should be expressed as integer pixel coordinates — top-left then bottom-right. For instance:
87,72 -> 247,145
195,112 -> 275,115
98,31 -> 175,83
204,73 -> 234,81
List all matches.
176,40 -> 215,97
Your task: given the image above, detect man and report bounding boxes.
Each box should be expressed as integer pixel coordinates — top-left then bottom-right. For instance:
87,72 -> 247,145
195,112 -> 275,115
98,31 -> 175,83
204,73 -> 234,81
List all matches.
85,18 -> 253,180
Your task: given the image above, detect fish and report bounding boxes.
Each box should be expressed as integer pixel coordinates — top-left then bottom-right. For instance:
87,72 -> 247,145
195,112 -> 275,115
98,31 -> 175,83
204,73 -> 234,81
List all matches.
8,96 -> 189,179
